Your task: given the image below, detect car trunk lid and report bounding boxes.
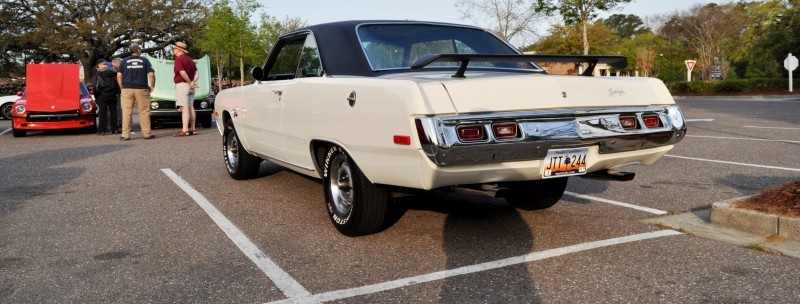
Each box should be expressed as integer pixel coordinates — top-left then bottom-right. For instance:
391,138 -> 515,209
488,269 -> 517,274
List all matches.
438,74 -> 674,114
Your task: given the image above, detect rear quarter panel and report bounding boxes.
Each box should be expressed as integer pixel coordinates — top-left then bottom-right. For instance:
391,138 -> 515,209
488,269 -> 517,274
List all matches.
282,77 -> 436,188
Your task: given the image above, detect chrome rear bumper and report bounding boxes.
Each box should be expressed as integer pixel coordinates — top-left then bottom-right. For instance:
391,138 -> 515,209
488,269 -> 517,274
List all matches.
416,106 -> 686,166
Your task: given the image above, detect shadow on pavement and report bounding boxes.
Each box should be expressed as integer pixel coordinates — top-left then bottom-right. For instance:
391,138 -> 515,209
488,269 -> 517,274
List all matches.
401,191 -> 543,303
0,145 -> 128,217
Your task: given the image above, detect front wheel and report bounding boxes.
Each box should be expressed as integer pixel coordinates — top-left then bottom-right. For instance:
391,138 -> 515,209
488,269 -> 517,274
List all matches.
323,146 -> 391,236
223,119 -> 261,179
200,114 -> 212,128
11,126 -> 25,137
501,178 -> 568,210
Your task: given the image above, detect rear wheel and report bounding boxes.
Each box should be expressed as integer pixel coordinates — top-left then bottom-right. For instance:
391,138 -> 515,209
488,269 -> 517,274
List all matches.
223,119 -> 261,179
323,145 -> 391,236
502,178 -> 568,210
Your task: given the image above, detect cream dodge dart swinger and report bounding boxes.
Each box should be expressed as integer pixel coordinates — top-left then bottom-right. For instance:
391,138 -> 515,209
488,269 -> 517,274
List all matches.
214,21 -> 687,236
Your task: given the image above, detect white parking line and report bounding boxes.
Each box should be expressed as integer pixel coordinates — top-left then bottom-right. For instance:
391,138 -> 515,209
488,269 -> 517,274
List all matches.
0,128 -> 10,135
665,155 -> 800,172
685,135 -> 800,144
744,126 -> 800,130
269,230 -> 682,304
563,191 -> 668,215
161,169 -> 312,299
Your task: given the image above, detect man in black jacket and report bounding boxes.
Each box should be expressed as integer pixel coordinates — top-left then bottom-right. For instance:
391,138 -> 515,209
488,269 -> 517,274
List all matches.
93,59 -> 120,135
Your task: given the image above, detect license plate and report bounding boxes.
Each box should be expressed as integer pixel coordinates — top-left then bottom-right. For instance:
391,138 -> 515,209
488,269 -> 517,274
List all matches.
542,147 -> 590,178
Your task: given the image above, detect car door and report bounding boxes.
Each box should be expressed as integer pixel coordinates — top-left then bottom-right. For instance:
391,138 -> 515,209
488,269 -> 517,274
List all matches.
239,36 -> 306,161
281,34 -> 325,169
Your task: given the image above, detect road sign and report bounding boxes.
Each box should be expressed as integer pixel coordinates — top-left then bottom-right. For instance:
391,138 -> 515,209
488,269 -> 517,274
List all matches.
685,60 -> 697,82
785,53 -> 798,71
685,60 -> 697,71
786,53 -> 798,92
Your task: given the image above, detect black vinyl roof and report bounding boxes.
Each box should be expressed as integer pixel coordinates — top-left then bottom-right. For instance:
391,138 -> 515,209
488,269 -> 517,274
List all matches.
283,20 -> 499,77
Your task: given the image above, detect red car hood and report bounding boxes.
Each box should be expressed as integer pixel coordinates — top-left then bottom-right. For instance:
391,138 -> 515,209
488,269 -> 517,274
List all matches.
25,64 -> 81,112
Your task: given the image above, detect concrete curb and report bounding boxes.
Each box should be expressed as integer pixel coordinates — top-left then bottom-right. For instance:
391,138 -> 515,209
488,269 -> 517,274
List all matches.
711,198 -> 800,241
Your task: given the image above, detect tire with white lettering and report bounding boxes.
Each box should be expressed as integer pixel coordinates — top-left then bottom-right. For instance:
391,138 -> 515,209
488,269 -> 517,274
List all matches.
501,178 -> 568,210
323,146 -> 390,236
223,119 -> 261,180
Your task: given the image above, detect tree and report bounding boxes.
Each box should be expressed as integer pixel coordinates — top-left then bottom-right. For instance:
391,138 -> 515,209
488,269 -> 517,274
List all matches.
660,3 -> 746,80
456,0 -> 542,45
602,14 -> 650,38
257,15 -> 307,55
195,0 -> 236,92
525,21 -> 621,55
740,0 -> 800,78
3,0 -> 205,83
535,0 -> 633,55
196,0 -> 306,90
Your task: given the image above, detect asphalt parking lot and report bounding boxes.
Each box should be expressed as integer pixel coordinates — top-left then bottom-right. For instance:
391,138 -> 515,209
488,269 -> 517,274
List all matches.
1,97 -> 799,303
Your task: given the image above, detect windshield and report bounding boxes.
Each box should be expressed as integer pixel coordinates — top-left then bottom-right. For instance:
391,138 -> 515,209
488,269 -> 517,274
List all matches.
358,24 -> 533,71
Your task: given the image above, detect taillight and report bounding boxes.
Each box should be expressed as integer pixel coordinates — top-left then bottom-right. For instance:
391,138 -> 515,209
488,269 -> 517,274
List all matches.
619,116 -> 637,130
642,114 -> 661,128
457,124 -> 485,141
492,122 -> 519,139
415,118 -> 430,145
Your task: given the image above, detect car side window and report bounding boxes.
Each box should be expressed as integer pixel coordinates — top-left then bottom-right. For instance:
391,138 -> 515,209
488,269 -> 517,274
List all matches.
267,38 -> 306,81
298,37 -> 323,78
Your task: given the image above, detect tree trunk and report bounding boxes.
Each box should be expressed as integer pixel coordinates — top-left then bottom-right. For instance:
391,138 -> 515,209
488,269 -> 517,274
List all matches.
582,21 -> 589,55
240,57 -> 244,86
216,53 -> 224,93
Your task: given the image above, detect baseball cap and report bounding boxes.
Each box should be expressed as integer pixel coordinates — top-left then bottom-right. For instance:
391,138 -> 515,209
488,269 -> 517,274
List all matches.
96,58 -> 107,66
130,43 -> 142,52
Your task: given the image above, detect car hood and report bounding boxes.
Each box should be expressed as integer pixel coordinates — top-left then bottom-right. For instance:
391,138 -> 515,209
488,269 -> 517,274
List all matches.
25,64 -> 81,112
405,73 -> 675,114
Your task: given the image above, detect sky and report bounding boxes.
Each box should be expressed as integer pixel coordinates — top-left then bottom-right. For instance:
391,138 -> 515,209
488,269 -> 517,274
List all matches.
257,0 -> 737,26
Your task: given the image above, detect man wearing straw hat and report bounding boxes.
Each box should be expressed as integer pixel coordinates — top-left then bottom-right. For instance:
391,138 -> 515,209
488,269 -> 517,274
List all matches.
172,41 -> 199,137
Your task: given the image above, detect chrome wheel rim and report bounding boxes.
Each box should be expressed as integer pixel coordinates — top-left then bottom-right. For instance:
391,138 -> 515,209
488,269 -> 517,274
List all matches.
226,132 -> 239,170
328,154 -> 353,216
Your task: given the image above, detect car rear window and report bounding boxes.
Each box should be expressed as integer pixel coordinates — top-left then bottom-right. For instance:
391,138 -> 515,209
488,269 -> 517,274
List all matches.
357,24 -> 530,71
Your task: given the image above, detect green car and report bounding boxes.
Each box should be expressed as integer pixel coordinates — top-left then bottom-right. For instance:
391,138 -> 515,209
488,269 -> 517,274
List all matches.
145,54 -> 214,128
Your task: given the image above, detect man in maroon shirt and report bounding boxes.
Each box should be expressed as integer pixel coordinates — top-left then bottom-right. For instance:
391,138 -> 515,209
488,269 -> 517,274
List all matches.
172,41 -> 199,136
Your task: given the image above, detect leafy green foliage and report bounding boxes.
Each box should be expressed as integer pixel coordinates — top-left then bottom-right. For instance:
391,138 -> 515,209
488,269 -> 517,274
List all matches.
2,0 -> 205,82
668,78 -> 799,94
602,14 -> 650,38
534,0 -> 633,54
525,21 -> 621,55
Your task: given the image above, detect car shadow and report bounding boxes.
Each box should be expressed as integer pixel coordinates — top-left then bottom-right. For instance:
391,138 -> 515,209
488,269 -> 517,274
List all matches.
0,145 -> 128,218
400,191 -> 543,302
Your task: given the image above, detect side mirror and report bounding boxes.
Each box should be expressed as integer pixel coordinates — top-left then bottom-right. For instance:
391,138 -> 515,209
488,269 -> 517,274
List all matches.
252,67 -> 263,81
16,91 -> 22,97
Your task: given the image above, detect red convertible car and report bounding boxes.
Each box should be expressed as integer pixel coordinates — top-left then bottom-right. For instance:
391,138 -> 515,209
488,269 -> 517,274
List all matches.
11,64 -> 96,137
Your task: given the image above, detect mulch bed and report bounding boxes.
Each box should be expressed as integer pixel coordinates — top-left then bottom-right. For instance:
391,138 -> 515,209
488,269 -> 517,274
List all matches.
733,181 -> 800,217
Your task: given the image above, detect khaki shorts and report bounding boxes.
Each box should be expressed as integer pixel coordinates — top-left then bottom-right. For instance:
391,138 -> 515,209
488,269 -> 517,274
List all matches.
175,82 -> 195,108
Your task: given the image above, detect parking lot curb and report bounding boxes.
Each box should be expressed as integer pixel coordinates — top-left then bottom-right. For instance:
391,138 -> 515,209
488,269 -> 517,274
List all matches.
711,199 -> 800,241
